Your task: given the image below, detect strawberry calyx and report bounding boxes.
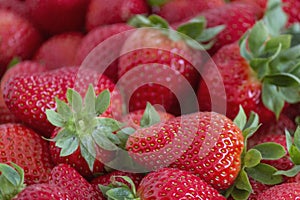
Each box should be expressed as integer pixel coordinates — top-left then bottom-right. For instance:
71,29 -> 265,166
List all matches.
46,84 -> 123,171
99,175 -> 140,200
274,126 -> 300,177
225,106 -> 286,200
239,0 -> 300,119
0,162 -> 26,200
147,0 -> 170,7
128,14 -> 225,50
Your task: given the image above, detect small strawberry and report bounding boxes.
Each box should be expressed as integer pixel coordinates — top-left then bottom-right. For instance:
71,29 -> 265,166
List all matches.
0,163 -> 70,200
126,110 -> 244,190
198,10 -> 300,123
47,85 -> 123,179
99,168 -> 226,199
119,14 -> 224,115
85,0 -> 149,31
149,0 -> 225,24
0,123 -> 53,185
256,182 -> 300,199
0,9 -> 42,77
3,67 -> 122,137
75,23 -> 133,82
34,32 -> 84,70
49,164 -> 103,200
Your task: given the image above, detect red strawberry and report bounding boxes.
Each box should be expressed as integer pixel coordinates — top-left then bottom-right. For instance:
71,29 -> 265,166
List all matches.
283,103 -> 300,122
0,89 -> 19,124
137,168 -> 226,199
34,32 -> 84,70
0,123 -> 53,185
3,67 -> 122,137
150,0 -> 225,24
256,182 -> 300,199
247,178 -> 272,200
85,0 -> 149,31
0,9 -> 42,77
75,23 -> 133,82
126,111 -> 244,190
49,164 -> 103,200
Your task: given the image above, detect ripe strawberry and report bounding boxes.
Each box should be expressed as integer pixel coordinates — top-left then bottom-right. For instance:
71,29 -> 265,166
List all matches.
0,123 -> 53,185
3,67 -> 122,137
137,168 -> 226,199
85,0 -> 149,31
0,90 -> 19,124
256,182 -> 300,199
0,9 -> 42,77
149,0 -> 225,24
198,18 -> 300,123
75,23 -> 133,82
283,103 -> 300,122
34,32 -> 84,70
126,111 -> 244,190
247,178 -> 272,200
49,164 -> 103,200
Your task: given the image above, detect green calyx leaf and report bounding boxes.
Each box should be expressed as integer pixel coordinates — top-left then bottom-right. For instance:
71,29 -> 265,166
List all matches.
116,127 -> 136,149
147,0 -> 170,7
140,102 -> 161,128
262,83 -> 285,119
244,149 -> 262,168
274,165 -> 300,177
246,163 -> 283,185
128,14 -> 169,29
0,162 -> 26,200
233,105 -> 247,130
252,142 -> 286,160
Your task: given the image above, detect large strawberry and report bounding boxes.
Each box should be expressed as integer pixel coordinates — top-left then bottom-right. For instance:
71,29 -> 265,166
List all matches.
34,32 -> 84,70
118,14 -> 224,115
47,85 -> 123,179
3,67 -> 122,137
126,110 -> 244,190
0,123 -> 53,185
85,0 -> 149,31
0,9 -> 42,77
149,0 -> 225,24
198,12 -> 300,123
256,182 -> 300,199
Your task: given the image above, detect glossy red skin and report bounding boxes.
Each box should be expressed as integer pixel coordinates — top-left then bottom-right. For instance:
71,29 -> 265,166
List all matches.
127,112 -> 244,190
0,90 -> 19,124
118,28 -> 200,115
13,183 -> 71,200
0,123 -> 53,185
0,9 -> 42,77
75,23 -> 133,82
85,0 -> 149,31
49,164 -> 103,200
247,178 -> 272,200
256,183 -> 300,199
34,32 -> 84,70
197,42 -> 275,123
3,67 -> 122,137
152,0 -> 225,24
49,128 -> 116,179
137,168 -> 226,199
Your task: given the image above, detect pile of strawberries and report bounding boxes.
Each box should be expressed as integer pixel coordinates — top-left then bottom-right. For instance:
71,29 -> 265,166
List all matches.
0,0 -> 300,199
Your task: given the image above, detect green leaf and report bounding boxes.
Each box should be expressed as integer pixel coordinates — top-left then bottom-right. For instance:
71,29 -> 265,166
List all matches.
248,21 -> 268,56
274,165 -> 300,177
148,15 -> 169,29
235,169 -> 252,192
244,149 -> 262,168
106,188 -> 136,200
285,129 -> 293,153
244,111 -> 260,130
97,118 -> 123,132
289,145 -> 300,165
59,137 -> 79,157
233,105 -> 247,130
99,185 -> 112,198
177,21 -> 205,40
279,87 -> 300,103
239,34 -> 253,61
296,116 -> 300,125
67,88 -> 83,113
46,109 -> 65,127
84,84 -> 96,114
262,83 -> 285,119
116,127 -> 136,149
92,130 -> 119,151
293,126 -> 300,150
264,73 -> 300,87
198,25 -> 225,42
55,129 -> 75,149
0,164 -> 21,186
265,35 -> 291,53
246,163 -> 283,185
249,58 -> 269,78
56,98 -> 72,120
111,176 -> 137,196
231,188 -> 251,200
252,142 -> 286,160
128,14 -> 152,28
140,102 -> 161,128
147,0 -> 170,7
96,89 -> 111,115
80,136 -> 96,171
7,57 -> 21,69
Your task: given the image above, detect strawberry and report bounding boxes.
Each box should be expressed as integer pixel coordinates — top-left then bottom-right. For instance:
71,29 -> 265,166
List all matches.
0,90 -> 19,124
256,182 -> 300,199
119,15 -> 224,115
49,164 -> 103,200
75,23 -> 133,82
47,85 -> 123,179
149,0 -> 225,24
126,111 -> 244,190
247,178 -> 272,200
33,32 -> 84,70
85,0 -> 149,31
198,14 -> 300,123
0,9 -> 42,77
0,123 -> 53,185
3,67 -> 122,137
